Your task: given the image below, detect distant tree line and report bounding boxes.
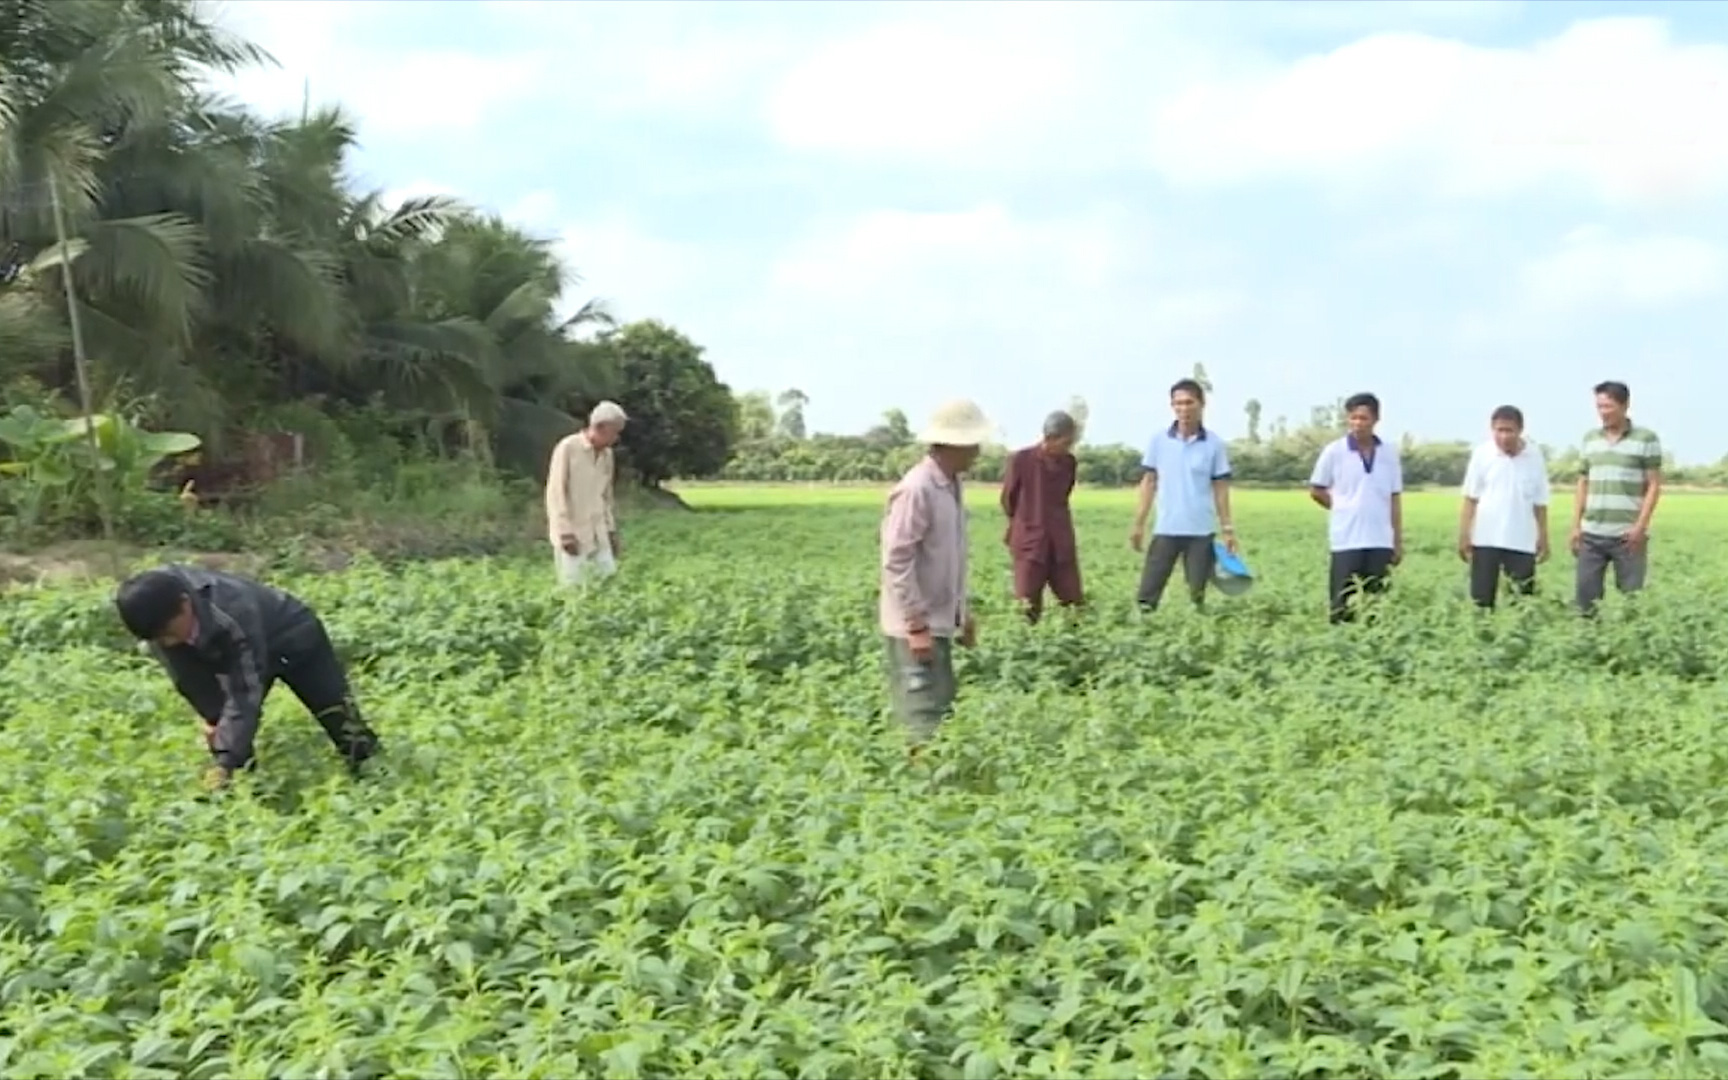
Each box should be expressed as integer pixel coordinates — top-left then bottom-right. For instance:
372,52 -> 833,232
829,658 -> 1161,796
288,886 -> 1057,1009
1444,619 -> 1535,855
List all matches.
719,364 -> 1728,489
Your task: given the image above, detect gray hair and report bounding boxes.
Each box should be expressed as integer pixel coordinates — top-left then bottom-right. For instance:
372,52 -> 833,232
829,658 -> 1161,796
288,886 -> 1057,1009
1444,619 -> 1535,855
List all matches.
589,400 -> 628,427
1042,410 -> 1077,440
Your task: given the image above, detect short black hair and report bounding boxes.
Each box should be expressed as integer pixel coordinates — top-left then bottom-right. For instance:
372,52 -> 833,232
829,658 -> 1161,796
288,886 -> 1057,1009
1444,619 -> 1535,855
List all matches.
1343,392 -> 1380,418
1490,405 -> 1524,428
1593,380 -> 1630,405
1170,378 -> 1206,404
115,570 -> 188,640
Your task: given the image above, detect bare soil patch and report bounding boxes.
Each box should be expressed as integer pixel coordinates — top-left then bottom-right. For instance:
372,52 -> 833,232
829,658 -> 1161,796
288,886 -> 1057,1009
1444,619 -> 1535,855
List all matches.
0,542 -> 268,588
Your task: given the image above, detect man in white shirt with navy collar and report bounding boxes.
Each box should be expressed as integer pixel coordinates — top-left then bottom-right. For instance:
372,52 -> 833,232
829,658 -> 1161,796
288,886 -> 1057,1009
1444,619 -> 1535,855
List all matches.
1309,392 -> 1403,624
1457,404 -> 1550,609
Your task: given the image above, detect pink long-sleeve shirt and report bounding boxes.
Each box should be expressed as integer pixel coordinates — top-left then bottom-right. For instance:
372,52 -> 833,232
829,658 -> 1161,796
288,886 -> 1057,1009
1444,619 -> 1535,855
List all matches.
879,455 -> 969,637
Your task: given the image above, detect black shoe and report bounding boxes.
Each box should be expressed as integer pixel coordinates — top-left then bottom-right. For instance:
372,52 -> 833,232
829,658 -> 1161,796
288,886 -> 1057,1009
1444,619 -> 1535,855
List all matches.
346,741 -> 384,779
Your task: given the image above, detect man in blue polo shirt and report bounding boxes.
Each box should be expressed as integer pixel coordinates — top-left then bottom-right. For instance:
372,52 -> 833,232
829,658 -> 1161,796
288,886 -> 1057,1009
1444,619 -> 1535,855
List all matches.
1129,378 -> 1238,610
1309,392 -> 1404,624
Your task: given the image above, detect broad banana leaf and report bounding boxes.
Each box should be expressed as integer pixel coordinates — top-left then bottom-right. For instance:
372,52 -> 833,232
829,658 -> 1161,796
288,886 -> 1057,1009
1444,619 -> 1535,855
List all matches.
42,414 -> 200,458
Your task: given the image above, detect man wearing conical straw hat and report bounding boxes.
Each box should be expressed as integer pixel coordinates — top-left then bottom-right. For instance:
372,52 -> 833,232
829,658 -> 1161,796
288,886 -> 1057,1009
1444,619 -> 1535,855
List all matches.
879,399 -> 994,760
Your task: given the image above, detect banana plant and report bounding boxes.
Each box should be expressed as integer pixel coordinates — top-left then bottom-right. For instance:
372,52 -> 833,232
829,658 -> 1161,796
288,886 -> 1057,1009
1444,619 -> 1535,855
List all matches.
0,406 -> 201,528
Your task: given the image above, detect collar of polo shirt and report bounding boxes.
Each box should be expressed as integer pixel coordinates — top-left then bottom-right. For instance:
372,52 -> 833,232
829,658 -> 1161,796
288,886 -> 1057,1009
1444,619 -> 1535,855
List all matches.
1166,422 -> 1208,440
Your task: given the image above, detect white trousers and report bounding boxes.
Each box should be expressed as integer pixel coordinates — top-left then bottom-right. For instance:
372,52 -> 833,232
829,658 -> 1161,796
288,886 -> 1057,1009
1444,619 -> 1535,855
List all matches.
554,539 -> 617,587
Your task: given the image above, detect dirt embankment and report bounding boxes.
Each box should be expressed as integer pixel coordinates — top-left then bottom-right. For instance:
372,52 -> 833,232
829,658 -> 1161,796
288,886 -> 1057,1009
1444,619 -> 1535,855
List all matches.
634,485 -> 693,511
2,485 -> 695,589
0,542 -> 274,588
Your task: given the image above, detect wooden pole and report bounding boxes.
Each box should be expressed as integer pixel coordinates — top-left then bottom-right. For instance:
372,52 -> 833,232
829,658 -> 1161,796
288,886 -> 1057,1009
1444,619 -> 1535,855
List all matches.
48,173 -> 118,570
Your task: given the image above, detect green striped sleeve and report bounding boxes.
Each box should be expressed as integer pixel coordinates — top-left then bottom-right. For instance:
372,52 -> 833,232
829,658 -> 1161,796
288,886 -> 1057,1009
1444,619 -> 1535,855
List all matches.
1639,429 -> 1663,470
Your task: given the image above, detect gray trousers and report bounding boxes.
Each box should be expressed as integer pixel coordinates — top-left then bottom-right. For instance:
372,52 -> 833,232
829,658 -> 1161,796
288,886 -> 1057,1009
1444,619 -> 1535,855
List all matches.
1138,534 -> 1215,609
1575,531 -> 1648,612
883,635 -> 956,745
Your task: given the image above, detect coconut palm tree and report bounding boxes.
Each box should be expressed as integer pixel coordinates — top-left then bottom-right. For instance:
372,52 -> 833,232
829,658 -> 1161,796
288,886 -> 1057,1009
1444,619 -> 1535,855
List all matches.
0,0 -> 630,484
400,214 -> 619,472
0,0 -> 266,426
249,106 -> 484,419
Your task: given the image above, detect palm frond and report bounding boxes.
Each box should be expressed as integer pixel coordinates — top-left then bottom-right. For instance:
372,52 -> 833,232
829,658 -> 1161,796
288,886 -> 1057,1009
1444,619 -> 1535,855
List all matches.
482,279 -> 554,342
493,395 -> 582,478
212,237 -> 344,356
0,288 -> 69,368
365,193 -> 463,246
558,296 -> 616,338
64,292 -> 154,359
361,316 -> 500,414
75,211 -> 212,342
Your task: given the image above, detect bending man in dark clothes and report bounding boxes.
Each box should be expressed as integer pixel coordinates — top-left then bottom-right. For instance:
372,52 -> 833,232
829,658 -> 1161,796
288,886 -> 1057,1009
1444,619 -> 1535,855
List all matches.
114,566 -> 382,790
1001,409 -> 1084,622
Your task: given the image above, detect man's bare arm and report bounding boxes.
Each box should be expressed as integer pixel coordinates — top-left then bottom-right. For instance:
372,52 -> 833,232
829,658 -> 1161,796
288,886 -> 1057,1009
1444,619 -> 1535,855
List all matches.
1459,496 -> 1477,541
1133,470 -> 1157,531
1635,468 -> 1663,530
1308,448 -> 1333,510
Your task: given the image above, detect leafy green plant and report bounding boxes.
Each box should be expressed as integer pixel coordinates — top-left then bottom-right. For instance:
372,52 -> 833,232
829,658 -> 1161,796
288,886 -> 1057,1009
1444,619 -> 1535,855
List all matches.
5,490 -> 1728,1077
0,405 -> 200,533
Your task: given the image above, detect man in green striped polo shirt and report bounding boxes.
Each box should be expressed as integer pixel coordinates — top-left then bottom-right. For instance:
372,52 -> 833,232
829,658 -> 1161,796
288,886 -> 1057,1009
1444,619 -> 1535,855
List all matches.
1569,380 -> 1663,613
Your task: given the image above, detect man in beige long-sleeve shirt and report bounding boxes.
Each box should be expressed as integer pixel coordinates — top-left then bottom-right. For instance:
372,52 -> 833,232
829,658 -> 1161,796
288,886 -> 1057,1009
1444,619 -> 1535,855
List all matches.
545,401 -> 628,587
880,398 -> 994,758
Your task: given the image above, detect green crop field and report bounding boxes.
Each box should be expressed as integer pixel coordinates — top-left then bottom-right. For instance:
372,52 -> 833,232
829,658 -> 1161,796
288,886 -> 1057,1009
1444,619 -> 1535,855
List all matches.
6,483 -> 1728,1078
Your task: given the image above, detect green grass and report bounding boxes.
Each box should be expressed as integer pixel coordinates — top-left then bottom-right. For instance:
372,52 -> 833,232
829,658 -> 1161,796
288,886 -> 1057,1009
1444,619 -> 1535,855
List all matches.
674,480 -> 1728,533
6,486 -> 1728,1076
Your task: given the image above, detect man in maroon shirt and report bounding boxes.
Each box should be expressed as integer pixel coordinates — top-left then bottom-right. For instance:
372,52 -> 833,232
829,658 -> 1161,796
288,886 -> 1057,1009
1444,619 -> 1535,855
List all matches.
1001,410 -> 1084,622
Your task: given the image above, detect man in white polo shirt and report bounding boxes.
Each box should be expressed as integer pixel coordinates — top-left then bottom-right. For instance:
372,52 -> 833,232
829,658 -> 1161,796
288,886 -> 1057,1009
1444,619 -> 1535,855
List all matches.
1308,392 -> 1403,624
1457,404 -> 1551,609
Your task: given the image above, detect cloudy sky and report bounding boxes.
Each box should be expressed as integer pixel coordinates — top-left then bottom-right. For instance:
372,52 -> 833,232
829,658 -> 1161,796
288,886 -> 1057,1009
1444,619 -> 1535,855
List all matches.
200,0 -> 1728,463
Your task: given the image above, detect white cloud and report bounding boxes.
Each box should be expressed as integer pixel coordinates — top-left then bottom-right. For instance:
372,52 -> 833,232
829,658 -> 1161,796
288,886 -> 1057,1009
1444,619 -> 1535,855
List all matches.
200,0 -> 549,136
503,190 -> 561,231
773,203 -> 1120,293
476,0 -> 799,120
1143,290 -> 1247,334
554,215 -> 715,327
1519,227 -> 1727,313
752,201 -> 1249,424
756,200 -> 1202,343
1344,216 -> 1470,259
761,2 -> 1200,170
766,17 -> 1074,160
612,35 -> 792,118
1250,0 -> 1523,32
1148,16 -> 1728,206
382,179 -> 461,208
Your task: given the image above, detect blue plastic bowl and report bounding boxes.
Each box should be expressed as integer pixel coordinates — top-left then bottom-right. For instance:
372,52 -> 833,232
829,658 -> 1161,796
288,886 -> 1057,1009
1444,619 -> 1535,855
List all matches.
1212,538 -> 1255,597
